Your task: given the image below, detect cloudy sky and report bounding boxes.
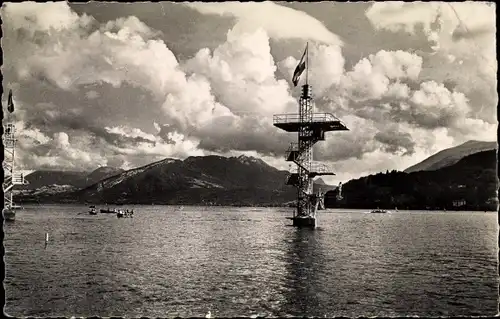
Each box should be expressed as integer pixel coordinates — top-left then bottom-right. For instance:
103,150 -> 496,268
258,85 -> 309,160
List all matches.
1,1 -> 497,183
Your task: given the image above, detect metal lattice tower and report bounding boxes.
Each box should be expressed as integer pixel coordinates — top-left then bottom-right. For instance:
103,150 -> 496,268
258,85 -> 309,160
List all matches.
3,91 -> 26,221
273,84 -> 349,228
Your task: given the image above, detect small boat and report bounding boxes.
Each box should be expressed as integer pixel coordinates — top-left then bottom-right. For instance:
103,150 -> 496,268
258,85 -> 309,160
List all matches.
89,205 -> 97,215
370,209 -> 388,214
117,209 -> 134,218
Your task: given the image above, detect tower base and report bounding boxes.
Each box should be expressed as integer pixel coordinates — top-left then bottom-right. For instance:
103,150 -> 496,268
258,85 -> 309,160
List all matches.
287,216 -> 316,228
3,208 -> 16,222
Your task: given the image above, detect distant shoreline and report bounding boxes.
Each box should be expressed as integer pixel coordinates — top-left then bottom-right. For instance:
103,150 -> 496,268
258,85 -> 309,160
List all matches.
14,202 -> 497,213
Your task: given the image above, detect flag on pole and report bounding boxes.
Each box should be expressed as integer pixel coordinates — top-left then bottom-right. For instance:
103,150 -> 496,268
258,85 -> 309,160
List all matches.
7,89 -> 15,113
292,45 -> 308,86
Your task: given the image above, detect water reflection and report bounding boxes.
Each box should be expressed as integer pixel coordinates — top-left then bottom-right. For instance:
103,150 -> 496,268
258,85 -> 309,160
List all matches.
281,228 -> 326,317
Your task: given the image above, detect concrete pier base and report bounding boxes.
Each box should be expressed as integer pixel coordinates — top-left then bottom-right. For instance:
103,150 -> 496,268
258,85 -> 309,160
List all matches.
3,208 -> 16,222
287,216 -> 316,228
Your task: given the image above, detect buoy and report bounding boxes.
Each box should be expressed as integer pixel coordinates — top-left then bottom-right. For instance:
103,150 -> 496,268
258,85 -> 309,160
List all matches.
45,232 -> 49,248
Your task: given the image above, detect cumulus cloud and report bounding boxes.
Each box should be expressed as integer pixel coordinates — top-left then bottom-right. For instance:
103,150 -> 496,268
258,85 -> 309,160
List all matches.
183,27 -> 296,116
3,2 -> 294,162
366,1 -> 497,78
366,2 -> 495,47
2,1 -> 94,33
184,1 -> 343,45
14,120 -> 108,171
339,50 -> 423,104
365,1 -> 497,124
2,2 -> 496,182
104,126 -> 204,160
279,43 -> 345,97
13,117 -> 205,170
2,2 -> 227,165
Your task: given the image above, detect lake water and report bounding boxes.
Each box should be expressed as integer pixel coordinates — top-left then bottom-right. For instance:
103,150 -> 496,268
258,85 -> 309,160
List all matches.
4,205 -> 498,317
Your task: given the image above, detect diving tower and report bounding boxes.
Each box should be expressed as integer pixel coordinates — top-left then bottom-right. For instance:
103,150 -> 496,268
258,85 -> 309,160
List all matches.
273,44 -> 349,228
3,90 -> 27,222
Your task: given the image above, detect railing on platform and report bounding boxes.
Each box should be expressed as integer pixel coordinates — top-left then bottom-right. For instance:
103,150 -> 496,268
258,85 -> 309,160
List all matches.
273,112 -> 343,124
12,173 -> 26,185
4,139 -> 15,148
310,162 -> 334,174
288,162 -> 334,175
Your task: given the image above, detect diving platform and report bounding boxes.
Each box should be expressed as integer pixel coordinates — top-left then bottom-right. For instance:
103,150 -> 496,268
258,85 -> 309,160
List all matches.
273,113 -> 349,132
285,162 -> 335,184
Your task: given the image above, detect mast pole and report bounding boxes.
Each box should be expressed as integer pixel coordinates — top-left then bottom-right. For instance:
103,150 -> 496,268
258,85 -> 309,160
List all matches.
305,42 -> 309,85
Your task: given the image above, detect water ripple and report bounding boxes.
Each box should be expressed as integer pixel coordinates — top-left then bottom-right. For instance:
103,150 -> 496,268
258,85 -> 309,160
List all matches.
4,206 -> 498,317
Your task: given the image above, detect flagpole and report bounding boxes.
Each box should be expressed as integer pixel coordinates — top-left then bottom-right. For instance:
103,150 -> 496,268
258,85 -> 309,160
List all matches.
306,42 -> 309,85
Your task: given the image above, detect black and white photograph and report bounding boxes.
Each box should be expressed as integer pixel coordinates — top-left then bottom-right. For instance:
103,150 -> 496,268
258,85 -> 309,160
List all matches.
2,1 -> 498,317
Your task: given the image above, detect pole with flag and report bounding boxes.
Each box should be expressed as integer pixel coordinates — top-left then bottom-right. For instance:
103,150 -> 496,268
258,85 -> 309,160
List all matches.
306,42 -> 309,85
292,42 -> 309,87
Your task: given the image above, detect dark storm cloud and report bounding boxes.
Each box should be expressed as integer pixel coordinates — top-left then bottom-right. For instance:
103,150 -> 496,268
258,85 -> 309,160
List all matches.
24,105 -> 156,147
452,25 -> 494,42
196,116 -> 292,157
313,133 -> 378,162
374,130 -> 415,155
5,73 -> 167,137
353,105 -> 435,135
156,124 -> 178,145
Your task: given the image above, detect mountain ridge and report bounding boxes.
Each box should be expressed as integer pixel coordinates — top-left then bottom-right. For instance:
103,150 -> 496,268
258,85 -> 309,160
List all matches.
69,155 -> 294,205
404,140 -> 497,173
326,149 -> 498,211
16,155 -> 312,206
20,166 -> 125,190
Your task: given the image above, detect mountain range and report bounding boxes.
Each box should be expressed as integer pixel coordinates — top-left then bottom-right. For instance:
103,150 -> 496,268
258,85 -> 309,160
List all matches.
14,140 -> 498,209
17,155 -> 299,206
